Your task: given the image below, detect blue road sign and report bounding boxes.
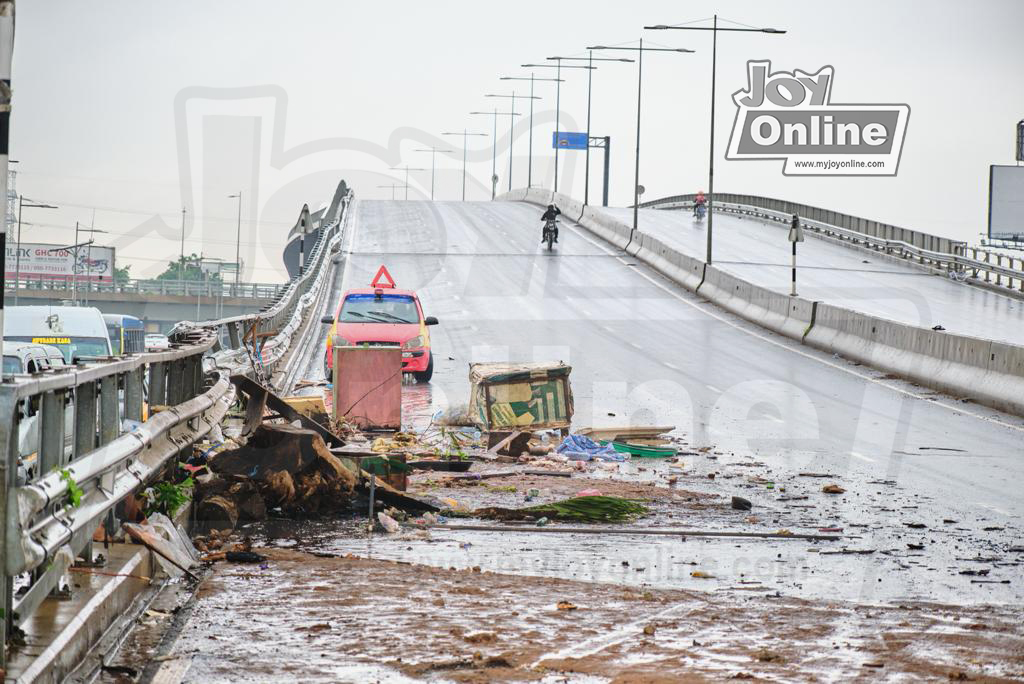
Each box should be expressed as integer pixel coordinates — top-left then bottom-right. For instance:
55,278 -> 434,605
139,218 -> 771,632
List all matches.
552,131 -> 588,150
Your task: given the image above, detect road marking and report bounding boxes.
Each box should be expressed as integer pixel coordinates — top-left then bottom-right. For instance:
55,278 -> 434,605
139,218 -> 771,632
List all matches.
562,217 -> 1024,435
849,451 -> 876,463
976,503 -> 1010,517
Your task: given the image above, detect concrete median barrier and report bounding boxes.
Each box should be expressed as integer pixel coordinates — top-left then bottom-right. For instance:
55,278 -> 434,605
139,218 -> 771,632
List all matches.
497,188 -> 1024,417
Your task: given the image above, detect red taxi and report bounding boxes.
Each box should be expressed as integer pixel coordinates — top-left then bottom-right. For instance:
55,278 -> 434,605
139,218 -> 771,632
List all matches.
320,267 -> 438,382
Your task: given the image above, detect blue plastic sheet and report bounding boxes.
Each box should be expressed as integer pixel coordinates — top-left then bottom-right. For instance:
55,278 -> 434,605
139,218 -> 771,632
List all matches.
555,434 -> 627,462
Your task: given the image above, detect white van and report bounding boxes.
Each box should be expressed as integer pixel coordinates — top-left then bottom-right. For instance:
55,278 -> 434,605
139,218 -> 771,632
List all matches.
4,305 -> 113,363
2,340 -> 67,376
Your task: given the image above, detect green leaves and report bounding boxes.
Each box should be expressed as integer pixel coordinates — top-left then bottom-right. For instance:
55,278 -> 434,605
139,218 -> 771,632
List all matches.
59,469 -> 83,508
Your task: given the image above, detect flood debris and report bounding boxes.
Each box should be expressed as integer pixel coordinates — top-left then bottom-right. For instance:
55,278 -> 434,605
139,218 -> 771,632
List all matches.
474,495 -> 648,523
822,484 -> 846,494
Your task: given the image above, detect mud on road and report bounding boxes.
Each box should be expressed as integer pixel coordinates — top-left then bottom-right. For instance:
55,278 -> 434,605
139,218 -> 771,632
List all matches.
151,548 -> 1022,683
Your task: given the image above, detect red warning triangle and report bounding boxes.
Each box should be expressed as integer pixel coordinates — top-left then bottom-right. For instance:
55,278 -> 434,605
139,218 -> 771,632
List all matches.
370,264 -> 396,289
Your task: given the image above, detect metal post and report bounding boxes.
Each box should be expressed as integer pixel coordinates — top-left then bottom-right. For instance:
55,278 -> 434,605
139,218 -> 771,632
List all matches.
584,51 -> 593,205
554,61 -> 562,193
603,136 -> 611,207
150,361 -> 167,407
461,129 -> 468,201
39,389 -> 66,473
0,388 -> 19,670
14,194 -> 20,304
99,374 -> 118,446
180,207 -> 186,271
430,148 -> 436,200
491,108 -> 498,200
72,221 -> 79,304
125,367 -> 143,422
0,1 -> 13,398
404,166 -> 410,201
706,14 -> 718,265
631,39 -> 643,235
790,240 -> 798,296
74,380 -> 98,458
507,90 -> 515,192
234,190 -> 242,284
528,73 -> 535,187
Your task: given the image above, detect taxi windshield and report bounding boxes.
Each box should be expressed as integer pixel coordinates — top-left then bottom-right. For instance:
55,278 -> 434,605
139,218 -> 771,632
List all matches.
339,294 -> 418,324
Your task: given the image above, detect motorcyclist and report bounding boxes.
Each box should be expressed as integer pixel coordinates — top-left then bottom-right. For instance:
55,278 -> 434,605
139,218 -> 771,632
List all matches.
693,191 -> 707,217
541,204 -> 561,243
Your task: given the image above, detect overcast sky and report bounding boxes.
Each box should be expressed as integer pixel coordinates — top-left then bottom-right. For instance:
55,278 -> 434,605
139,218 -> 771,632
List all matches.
10,0 -> 1024,280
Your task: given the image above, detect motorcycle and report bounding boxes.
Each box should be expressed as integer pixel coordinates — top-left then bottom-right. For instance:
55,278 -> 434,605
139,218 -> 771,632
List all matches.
542,219 -> 558,251
694,203 -> 707,222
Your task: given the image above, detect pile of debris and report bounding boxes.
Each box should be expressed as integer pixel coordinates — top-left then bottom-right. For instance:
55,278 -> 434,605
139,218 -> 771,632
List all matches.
195,423 -> 357,533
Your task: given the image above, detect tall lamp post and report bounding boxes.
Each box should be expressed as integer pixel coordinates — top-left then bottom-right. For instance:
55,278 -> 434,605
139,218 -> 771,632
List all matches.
377,183 -> 406,200
485,92 -> 540,192
388,166 -> 427,200
470,109 -> 521,199
414,146 -> 453,200
544,55 -> 634,205
587,41 -> 694,236
442,129 -> 489,200
14,196 -> 58,304
500,74 -> 561,188
227,191 -> 242,285
521,62 -> 595,194
646,16 -> 786,264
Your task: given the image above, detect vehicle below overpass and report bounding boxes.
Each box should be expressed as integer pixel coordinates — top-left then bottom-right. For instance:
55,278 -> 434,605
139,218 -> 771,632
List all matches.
5,277 -> 285,332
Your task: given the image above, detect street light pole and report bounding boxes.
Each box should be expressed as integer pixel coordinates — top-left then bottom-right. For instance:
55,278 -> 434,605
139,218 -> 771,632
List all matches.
646,17 -> 786,265
501,74 -> 560,188
14,196 -> 58,304
485,93 -> 538,192
179,206 -> 186,276
587,43 -> 693,234
388,166 -> 427,200
471,109 -> 521,199
415,147 -> 453,200
228,191 -> 242,284
521,63 -> 596,195
442,130 -> 489,201
543,56 -> 632,204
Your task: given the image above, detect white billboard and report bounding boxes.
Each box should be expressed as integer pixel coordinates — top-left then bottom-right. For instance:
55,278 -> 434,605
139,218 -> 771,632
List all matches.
4,242 -> 116,281
989,165 -> 1024,242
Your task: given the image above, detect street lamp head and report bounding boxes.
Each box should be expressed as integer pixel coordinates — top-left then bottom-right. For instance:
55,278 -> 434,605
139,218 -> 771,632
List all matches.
761,28 -> 786,33
647,24 -> 670,30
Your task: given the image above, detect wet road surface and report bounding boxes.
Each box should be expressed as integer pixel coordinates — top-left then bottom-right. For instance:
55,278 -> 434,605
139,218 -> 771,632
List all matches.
600,206 -> 1024,343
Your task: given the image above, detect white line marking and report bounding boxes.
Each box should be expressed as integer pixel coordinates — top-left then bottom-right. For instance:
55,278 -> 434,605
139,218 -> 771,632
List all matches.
849,451 -> 876,463
561,216 -> 1024,435
976,503 -> 1011,517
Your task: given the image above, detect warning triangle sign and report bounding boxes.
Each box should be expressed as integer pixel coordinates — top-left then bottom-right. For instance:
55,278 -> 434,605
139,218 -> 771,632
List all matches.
371,265 -> 396,289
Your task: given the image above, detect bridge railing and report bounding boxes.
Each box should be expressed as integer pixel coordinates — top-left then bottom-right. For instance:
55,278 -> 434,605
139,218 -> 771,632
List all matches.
641,195 -> 1024,294
0,190 -> 353,666
639,192 -> 967,256
5,277 -> 287,299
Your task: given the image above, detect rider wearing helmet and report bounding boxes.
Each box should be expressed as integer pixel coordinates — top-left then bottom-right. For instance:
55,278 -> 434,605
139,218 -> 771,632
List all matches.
541,204 -> 561,243
693,191 -> 707,217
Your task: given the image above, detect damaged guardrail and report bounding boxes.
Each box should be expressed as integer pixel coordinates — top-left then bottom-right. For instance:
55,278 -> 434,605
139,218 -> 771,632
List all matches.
0,189 -> 353,666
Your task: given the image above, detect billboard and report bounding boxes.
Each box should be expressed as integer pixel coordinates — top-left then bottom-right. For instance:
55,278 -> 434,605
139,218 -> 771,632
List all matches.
552,131 -> 588,150
5,242 -> 116,281
989,165 -> 1024,242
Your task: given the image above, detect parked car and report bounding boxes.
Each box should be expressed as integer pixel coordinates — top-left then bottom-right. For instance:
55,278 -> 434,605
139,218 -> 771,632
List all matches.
145,333 -> 170,351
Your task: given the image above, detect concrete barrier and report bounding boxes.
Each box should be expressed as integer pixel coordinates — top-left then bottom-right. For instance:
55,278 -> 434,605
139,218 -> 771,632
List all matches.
497,188 -> 1024,417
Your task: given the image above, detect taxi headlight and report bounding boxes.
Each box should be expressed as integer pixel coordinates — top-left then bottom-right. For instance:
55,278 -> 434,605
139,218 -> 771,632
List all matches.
330,335 -> 351,348
402,335 -> 424,350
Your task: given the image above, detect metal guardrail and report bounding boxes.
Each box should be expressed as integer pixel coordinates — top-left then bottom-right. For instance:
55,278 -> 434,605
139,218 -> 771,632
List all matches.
5,277 -> 287,299
639,192 -> 967,257
0,190 -> 353,665
643,196 -> 1024,294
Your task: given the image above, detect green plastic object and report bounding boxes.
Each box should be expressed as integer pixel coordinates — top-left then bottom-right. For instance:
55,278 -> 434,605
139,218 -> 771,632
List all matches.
607,441 -> 677,458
